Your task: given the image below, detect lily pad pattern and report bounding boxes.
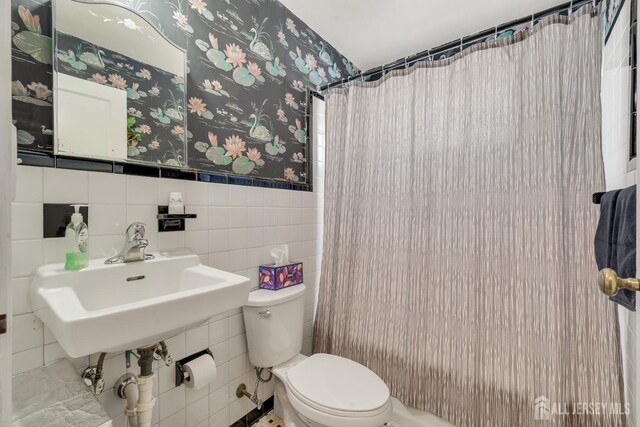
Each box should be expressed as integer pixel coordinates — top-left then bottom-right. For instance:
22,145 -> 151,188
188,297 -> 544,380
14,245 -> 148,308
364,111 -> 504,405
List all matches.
11,1 -> 54,151
11,0 -> 358,185
56,32 -> 186,166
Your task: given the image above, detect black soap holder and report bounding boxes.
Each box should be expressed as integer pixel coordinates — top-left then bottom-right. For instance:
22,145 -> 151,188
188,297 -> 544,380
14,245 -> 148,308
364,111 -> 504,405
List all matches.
175,349 -> 213,387
157,206 -> 197,232
43,204 -> 89,238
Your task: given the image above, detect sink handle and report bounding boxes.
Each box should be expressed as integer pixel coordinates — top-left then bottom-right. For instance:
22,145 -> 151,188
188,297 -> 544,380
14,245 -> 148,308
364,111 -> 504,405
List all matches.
126,222 -> 146,241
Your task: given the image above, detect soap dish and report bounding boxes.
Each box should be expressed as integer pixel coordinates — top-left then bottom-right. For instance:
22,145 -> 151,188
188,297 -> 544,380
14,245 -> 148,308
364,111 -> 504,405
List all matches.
156,213 -> 198,220
157,206 -> 198,232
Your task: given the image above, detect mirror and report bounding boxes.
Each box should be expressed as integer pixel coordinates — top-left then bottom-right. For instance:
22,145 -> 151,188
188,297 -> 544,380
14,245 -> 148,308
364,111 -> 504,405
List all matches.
53,0 -> 187,166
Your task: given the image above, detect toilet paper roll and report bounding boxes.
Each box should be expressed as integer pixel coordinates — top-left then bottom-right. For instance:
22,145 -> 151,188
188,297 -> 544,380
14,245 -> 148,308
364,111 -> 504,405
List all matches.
184,354 -> 217,390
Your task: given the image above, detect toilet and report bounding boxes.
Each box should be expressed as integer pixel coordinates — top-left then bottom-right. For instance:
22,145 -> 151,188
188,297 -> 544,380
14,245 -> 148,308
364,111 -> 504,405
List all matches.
243,284 -> 393,427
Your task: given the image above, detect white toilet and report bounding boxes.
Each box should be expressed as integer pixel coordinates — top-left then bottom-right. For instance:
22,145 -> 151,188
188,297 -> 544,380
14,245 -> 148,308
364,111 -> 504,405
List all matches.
243,284 -> 393,427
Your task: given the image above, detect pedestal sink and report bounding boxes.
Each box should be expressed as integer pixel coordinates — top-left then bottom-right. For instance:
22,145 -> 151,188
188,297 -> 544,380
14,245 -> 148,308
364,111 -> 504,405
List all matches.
30,250 -> 250,358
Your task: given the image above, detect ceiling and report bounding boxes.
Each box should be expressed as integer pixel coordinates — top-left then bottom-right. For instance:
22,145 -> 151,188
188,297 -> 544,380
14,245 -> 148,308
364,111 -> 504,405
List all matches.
278,0 -> 569,71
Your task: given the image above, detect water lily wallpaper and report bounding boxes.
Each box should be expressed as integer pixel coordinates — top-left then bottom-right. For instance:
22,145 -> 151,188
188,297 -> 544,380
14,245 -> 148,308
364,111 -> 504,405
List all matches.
11,0 -> 358,184
11,1 -> 53,149
184,0 -> 358,182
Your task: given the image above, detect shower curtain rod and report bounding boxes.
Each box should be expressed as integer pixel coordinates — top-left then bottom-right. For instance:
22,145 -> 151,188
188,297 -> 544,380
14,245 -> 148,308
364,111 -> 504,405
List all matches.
318,0 -> 600,93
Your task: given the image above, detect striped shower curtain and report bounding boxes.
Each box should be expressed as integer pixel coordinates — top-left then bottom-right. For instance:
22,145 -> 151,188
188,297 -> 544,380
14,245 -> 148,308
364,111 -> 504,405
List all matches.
313,6 -> 626,426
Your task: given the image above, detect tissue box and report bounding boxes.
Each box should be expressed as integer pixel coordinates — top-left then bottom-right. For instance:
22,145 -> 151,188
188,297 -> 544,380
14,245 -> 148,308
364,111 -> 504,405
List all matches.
259,262 -> 303,290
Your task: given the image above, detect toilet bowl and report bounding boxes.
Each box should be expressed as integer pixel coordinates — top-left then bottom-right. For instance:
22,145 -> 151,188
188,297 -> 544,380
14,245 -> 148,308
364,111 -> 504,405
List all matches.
243,285 -> 392,427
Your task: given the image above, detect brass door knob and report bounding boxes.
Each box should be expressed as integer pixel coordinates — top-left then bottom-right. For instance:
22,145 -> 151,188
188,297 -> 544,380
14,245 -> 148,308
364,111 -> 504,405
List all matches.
598,268 -> 640,296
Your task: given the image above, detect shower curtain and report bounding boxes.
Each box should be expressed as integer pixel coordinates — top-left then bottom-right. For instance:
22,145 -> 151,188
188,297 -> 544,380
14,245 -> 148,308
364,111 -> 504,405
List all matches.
314,6 -> 625,427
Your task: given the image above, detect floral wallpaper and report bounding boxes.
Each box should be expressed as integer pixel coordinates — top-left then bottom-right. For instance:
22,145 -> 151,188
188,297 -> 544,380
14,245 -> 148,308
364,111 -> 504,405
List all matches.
56,32 -> 187,165
11,1 -> 53,150
11,0 -> 358,184
184,0 -> 358,182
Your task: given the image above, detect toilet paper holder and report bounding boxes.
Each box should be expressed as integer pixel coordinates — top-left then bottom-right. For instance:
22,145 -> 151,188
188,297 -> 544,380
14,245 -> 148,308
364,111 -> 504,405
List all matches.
175,349 -> 214,387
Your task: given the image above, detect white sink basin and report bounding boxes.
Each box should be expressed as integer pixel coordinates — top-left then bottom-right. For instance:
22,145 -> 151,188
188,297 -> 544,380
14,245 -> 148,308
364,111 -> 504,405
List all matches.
30,251 -> 250,357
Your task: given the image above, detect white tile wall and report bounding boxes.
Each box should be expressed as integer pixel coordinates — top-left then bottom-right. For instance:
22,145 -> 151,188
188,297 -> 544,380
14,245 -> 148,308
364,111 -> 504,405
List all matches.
601,1 -> 638,425
10,106 -> 325,426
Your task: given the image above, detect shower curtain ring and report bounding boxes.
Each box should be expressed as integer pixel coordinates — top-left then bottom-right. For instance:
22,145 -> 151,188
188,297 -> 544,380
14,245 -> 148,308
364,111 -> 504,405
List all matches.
405,57 -> 409,69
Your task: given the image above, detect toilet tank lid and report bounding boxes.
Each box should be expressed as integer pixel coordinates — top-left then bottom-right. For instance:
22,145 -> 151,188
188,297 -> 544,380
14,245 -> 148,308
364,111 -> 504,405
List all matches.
246,284 -> 306,307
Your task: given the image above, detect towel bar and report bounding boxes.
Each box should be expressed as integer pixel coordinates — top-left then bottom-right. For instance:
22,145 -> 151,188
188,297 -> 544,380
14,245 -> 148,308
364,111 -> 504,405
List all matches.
598,268 -> 640,296
593,192 -> 605,204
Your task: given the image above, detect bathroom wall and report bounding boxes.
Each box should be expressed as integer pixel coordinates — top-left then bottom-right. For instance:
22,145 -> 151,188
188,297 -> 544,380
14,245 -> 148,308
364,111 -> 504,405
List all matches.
1,0 -> 14,425
601,0 -> 638,424
11,0 -> 351,185
10,101 -> 325,426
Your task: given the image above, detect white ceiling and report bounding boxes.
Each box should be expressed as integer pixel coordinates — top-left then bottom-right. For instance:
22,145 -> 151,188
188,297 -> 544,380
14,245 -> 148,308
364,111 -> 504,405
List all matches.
278,0 -> 568,71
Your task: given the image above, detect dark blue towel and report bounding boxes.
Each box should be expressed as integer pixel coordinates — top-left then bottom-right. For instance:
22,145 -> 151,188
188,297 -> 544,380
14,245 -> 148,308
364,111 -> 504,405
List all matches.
594,186 -> 636,311
594,190 -> 621,270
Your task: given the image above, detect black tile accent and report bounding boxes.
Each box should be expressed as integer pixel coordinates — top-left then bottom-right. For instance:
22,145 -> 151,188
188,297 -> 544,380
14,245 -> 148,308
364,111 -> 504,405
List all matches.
116,162 -> 160,178
252,179 -> 272,188
270,181 -> 293,190
291,183 -> 310,192
43,203 -> 89,238
197,172 -> 228,184
18,150 -> 312,191
56,156 -> 113,173
160,168 -> 197,181
228,176 -> 253,187
18,150 -> 55,167
229,396 -> 275,427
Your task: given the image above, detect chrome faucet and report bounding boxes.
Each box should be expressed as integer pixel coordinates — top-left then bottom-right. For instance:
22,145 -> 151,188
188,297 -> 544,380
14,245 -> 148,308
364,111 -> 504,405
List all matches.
105,222 -> 154,264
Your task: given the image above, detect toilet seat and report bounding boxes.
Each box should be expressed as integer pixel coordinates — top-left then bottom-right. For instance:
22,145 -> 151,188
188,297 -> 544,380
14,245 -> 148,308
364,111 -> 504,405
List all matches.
283,353 -> 392,426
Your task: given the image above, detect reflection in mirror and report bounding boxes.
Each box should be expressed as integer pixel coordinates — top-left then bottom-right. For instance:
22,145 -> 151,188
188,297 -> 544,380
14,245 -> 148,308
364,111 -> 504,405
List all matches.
53,0 -> 187,166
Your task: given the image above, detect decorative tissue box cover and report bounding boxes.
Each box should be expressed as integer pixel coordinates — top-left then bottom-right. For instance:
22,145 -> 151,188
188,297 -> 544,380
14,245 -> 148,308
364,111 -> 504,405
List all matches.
259,262 -> 303,290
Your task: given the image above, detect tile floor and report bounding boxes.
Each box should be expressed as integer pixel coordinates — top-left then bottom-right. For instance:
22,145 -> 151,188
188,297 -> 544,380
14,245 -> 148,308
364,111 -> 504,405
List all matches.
249,412 -> 406,427
251,412 -> 284,427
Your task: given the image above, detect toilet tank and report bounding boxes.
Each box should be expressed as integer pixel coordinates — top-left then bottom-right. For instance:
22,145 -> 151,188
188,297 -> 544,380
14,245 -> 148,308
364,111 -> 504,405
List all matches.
243,285 -> 306,368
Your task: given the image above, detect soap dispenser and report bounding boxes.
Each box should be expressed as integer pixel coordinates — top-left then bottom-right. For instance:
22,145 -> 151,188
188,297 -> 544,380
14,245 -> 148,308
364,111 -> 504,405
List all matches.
65,204 -> 89,270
